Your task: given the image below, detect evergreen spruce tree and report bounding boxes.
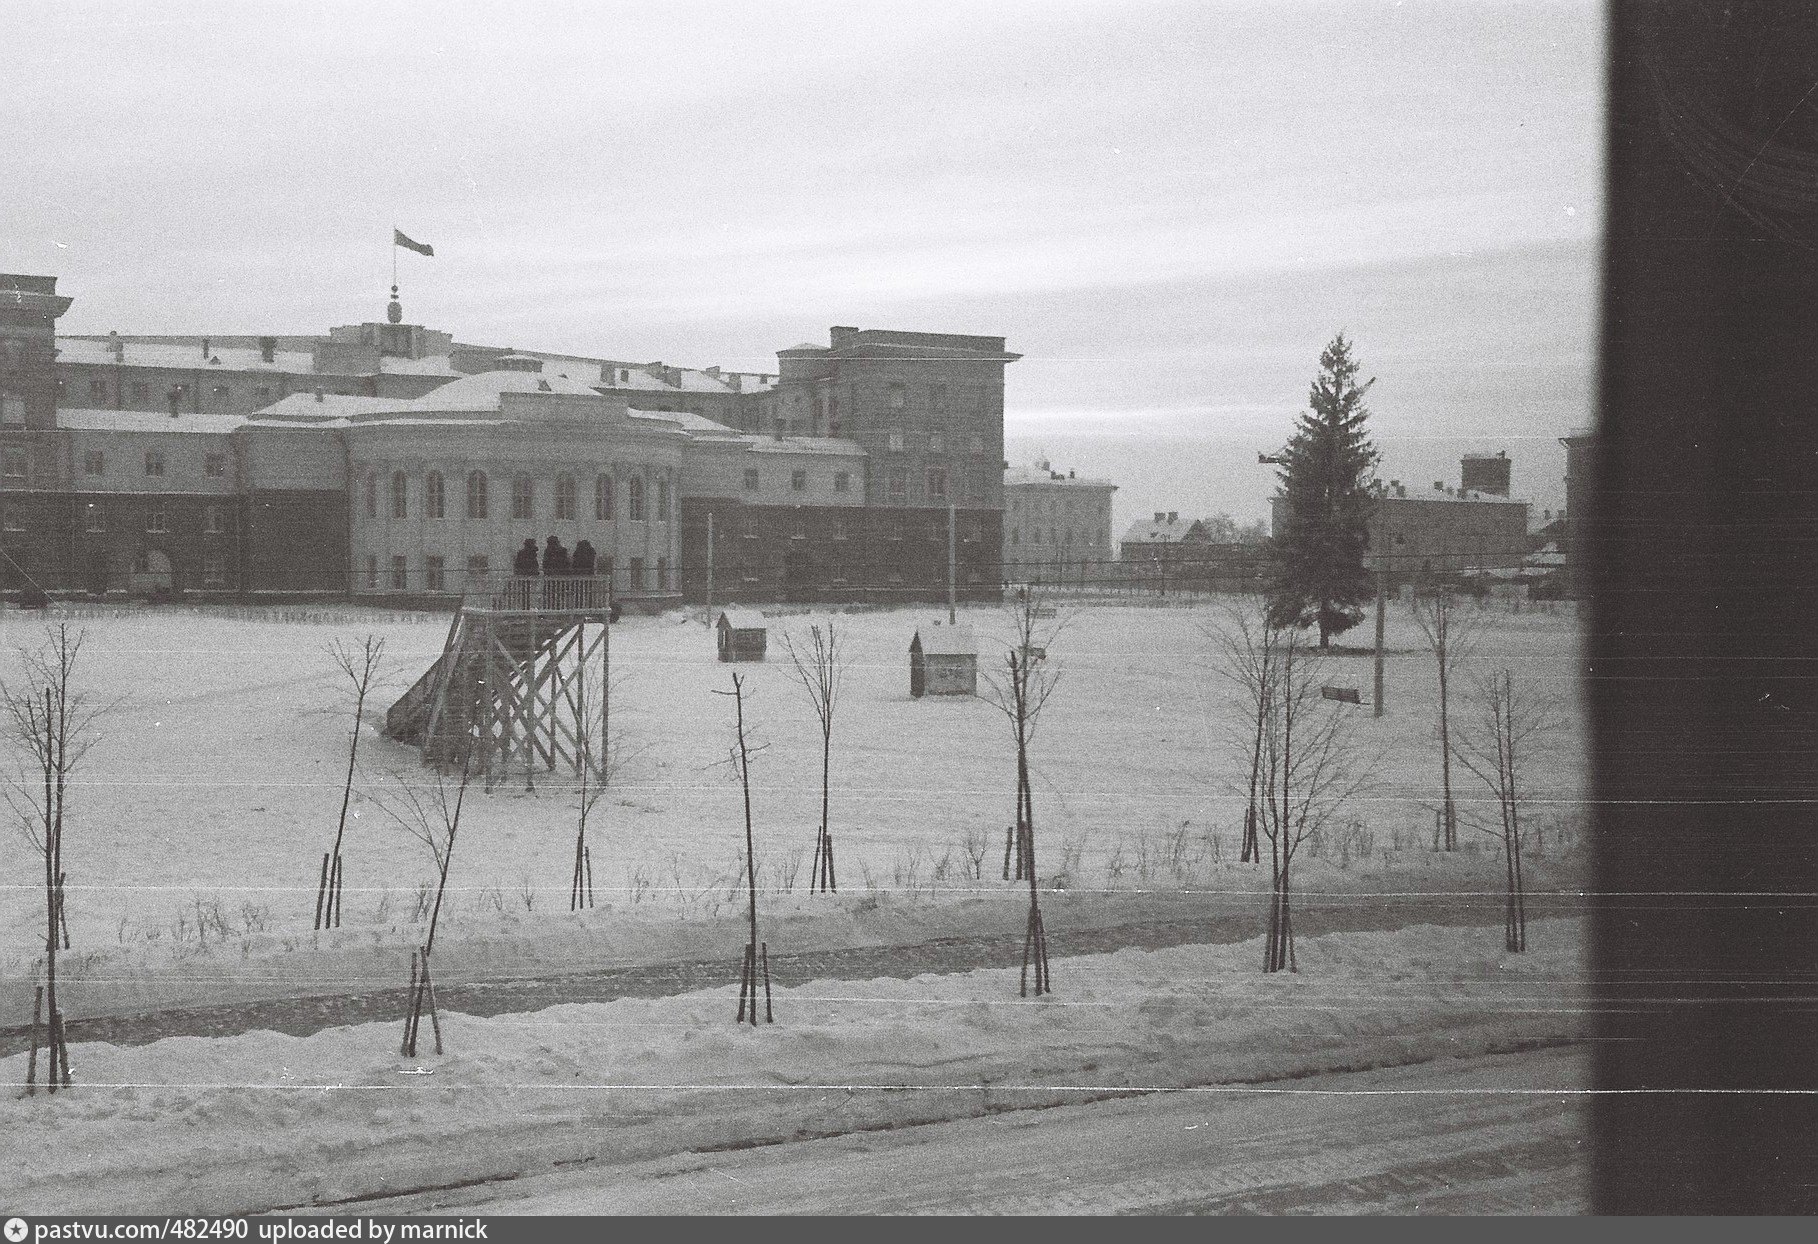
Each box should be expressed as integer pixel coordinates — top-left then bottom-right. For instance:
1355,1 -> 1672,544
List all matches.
1266,334 -> 1380,647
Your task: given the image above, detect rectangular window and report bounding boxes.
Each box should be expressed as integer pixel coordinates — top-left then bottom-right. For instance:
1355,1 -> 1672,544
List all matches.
931,384 -> 948,413
927,467 -> 947,500
594,474 -> 614,520
1,447 -> 24,478
1,503 -> 21,532
888,382 -> 905,409
466,554 -> 488,587
147,504 -> 167,533
425,472 -> 445,519
1,395 -> 25,426
391,472 -> 408,519
512,477 -> 534,520
202,555 -> 226,588
657,477 -> 671,521
656,556 -> 668,590
742,514 -> 758,539
390,555 -> 408,590
888,468 -> 907,500
144,450 -> 165,477
833,516 -> 848,542
600,556 -> 614,584
928,431 -> 944,454
364,475 -> 377,518
84,503 -> 104,532
887,431 -> 904,453
792,516 -> 807,540
366,556 -> 379,589
628,556 -> 645,592
203,505 -> 224,534
888,519 -> 904,542
83,450 -> 105,476
89,378 -> 108,400
791,469 -> 806,492
205,453 -> 227,478
555,475 -> 577,520
425,555 -> 445,593
834,471 -> 850,494
743,467 -> 760,491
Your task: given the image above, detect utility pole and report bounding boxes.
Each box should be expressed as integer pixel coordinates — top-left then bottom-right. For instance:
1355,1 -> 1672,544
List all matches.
705,509 -> 715,626
1373,553 -> 1387,718
947,502 -> 957,623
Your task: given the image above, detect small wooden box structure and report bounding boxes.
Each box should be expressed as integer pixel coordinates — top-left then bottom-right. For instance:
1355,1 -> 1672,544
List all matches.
909,622 -> 977,697
716,610 -> 768,662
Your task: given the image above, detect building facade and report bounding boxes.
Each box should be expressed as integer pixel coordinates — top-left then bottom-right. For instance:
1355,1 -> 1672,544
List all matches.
4,275 -> 1030,606
1001,459 -> 1116,583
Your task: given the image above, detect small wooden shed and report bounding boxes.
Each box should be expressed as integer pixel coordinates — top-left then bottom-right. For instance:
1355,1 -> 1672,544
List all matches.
716,609 -> 768,662
909,622 -> 977,697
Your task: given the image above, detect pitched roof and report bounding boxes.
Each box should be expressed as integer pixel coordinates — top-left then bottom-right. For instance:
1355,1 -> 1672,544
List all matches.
912,622 -> 976,655
54,408 -> 246,434
1121,516 -> 1195,544
717,609 -> 767,630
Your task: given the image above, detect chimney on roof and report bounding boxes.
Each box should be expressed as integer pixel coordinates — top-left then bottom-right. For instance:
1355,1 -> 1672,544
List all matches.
1068,469 -> 1075,479
1154,512 -> 1166,523
705,365 -> 720,377
1168,511 -> 1178,523
166,386 -> 181,417
314,387 -> 325,403
1434,481 -> 1444,491
259,336 -> 276,363
107,330 -> 123,361
830,326 -> 859,348
200,337 -> 210,359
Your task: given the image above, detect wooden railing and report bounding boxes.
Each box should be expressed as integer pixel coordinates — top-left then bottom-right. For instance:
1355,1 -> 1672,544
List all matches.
473,575 -> 614,613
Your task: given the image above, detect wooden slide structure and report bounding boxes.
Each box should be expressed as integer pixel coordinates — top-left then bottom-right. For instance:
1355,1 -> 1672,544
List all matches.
386,577 -> 612,783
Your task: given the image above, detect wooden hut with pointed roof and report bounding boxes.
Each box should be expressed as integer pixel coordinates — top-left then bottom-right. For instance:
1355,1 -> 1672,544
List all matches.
909,621 -> 977,697
716,609 -> 768,662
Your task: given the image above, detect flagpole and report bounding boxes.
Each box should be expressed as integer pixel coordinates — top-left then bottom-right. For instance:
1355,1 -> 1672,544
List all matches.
391,231 -> 398,288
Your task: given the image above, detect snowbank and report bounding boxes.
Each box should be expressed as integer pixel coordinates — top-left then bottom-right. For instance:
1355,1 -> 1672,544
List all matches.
2,917 -> 1589,1215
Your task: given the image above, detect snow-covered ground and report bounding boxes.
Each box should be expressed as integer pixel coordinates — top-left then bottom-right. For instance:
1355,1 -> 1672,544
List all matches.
2,917 -> 1589,1215
0,598 -> 1586,1021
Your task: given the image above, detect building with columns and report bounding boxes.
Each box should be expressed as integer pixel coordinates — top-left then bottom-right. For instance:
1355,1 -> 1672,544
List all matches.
2,273 -> 1029,606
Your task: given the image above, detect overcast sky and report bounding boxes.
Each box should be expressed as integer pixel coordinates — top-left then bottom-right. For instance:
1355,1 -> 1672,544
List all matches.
5,0 -> 1602,526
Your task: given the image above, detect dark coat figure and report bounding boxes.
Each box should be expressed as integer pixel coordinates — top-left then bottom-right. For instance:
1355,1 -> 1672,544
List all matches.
542,536 -> 571,576
572,540 -> 597,576
513,539 -> 541,576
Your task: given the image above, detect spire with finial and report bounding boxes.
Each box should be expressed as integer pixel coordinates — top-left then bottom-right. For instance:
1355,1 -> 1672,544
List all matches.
387,284 -> 403,324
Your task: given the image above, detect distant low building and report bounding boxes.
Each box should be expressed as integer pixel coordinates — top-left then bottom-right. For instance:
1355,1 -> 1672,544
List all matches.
1002,458 -> 1116,583
1118,511 -> 1267,591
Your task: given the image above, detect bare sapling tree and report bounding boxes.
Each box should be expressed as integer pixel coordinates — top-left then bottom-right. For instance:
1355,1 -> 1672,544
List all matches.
1452,667 -> 1562,953
1410,589 -> 1477,851
780,619 -> 845,894
3,624 -> 100,1094
319,635 -> 385,930
1208,606 -> 1281,865
1251,628 -> 1372,972
714,673 -> 773,1024
571,660 -> 637,912
981,590 -> 1067,997
375,738 -> 474,1057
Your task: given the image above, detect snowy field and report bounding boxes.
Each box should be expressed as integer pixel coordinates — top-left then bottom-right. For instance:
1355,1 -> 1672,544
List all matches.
3,917 -> 1589,1214
0,598 -> 1586,1017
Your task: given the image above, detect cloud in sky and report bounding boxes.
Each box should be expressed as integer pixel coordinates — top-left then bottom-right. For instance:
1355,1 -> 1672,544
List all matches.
4,0 -> 1602,527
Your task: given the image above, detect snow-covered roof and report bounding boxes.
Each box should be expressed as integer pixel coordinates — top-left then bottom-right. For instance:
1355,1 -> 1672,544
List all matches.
254,393 -> 415,420
1005,465 -> 1115,489
56,338 -> 317,374
912,622 -> 976,656
717,609 -> 766,630
54,408 -> 246,434
627,408 -> 739,434
404,370 -> 605,412
744,436 -> 864,457
1122,516 -> 1195,544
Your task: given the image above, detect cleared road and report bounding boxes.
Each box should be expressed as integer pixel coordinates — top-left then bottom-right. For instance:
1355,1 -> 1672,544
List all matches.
363,1046 -> 1587,1215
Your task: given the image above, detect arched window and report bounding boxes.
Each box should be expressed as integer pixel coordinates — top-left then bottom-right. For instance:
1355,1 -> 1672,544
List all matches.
425,471 -> 445,519
512,475 -> 534,520
656,475 -> 670,521
594,473 -> 614,520
363,474 -> 377,518
627,474 -> 646,521
555,474 -> 577,520
466,470 -> 488,519
390,470 -> 407,519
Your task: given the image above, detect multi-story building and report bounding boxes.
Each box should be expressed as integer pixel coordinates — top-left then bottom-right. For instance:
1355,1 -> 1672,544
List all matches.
1002,459 -> 1116,583
3,274 -> 1016,605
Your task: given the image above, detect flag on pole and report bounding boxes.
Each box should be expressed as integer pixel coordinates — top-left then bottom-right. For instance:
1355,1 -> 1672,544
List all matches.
393,229 -> 434,257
